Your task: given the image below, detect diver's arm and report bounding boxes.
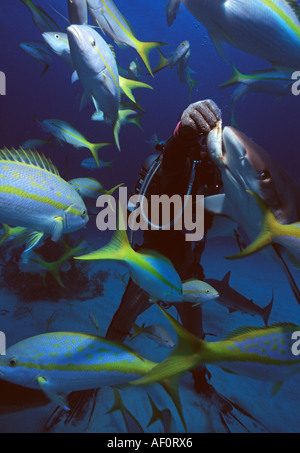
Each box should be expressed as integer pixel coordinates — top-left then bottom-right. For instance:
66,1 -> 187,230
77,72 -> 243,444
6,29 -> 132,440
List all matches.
161,100 -> 221,180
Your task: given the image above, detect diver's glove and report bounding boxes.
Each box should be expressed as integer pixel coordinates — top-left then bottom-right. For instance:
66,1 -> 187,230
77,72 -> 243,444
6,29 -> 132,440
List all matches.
175,100 -> 221,142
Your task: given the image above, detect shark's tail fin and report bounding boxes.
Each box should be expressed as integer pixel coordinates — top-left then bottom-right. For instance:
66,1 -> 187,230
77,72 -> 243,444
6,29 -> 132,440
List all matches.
261,291 -> 274,327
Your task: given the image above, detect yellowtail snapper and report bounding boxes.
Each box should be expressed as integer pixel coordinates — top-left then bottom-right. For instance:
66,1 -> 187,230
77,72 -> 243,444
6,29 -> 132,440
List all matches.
38,118 -> 111,167
86,0 -> 166,76
20,0 -> 60,33
67,25 -> 152,150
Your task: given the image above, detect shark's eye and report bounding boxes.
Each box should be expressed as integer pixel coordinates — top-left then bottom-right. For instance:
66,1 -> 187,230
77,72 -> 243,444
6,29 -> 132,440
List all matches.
9,357 -> 17,367
257,170 -> 271,181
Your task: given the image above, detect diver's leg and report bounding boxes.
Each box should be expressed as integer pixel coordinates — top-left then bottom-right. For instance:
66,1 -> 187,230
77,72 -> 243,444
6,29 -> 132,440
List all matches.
106,279 -> 152,342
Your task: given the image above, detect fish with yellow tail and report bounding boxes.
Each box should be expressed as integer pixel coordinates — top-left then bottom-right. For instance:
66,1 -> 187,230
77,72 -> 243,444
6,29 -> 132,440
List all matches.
68,25 -> 152,151
132,305 -> 300,396
75,202 -> 183,303
30,238 -> 88,287
0,225 -> 28,247
227,190 -> 300,268
86,0 -> 166,76
0,147 -> 88,251
0,332 -> 186,430
38,119 -> 111,167
182,279 -> 219,306
20,0 -> 60,33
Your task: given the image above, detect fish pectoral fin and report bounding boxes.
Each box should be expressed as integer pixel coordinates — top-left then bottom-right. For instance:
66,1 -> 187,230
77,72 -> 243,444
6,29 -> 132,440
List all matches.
13,229 -> 44,252
71,71 -> 79,84
51,217 -> 64,242
37,376 -> 70,411
271,381 -> 284,397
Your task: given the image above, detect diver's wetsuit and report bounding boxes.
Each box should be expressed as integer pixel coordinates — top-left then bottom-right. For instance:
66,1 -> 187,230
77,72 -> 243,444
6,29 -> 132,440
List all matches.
105,119 -> 222,392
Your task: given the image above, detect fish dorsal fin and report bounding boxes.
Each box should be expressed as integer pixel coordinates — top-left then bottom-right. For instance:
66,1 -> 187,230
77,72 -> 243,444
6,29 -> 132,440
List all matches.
222,271 -> 231,285
0,147 -> 60,176
286,0 -> 300,23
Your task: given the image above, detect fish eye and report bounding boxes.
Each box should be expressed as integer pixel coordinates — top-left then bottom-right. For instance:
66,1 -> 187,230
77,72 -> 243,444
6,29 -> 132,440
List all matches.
81,209 -> 87,218
91,39 -> 96,47
206,290 -> 210,293
9,357 -> 17,367
55,34 -> 60,39
257,170 -> 271,181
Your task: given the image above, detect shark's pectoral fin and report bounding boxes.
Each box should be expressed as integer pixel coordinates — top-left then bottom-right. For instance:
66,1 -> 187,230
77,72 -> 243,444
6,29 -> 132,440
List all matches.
205,194 -> 236,219
37,376 -> 70,411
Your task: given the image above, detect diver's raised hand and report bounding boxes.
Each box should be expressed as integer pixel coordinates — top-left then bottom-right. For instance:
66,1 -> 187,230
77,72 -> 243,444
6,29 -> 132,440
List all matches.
177,100 -> 221,140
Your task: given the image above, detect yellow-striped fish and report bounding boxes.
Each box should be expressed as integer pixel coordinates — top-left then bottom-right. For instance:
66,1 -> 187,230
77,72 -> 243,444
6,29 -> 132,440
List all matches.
67,25 -> 152,150
133,306 -> 300,396
0,331 -> 186,429
86,0 -> 166,76
75,203 -> 183,303
39,118 -> 111,167
0,147 -> 88,251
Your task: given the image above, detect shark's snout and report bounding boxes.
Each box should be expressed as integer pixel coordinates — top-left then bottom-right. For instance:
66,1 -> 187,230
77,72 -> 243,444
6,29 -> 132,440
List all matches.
223,127 -> 247,163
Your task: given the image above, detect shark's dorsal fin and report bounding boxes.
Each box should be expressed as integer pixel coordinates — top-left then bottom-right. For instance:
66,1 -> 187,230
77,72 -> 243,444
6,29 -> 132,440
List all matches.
286,0 -> 300,23
0,147 -> 60,176
222,271 -> 231,285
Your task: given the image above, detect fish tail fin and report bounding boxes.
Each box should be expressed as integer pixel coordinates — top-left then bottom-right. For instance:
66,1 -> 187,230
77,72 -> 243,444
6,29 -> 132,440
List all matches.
187,72 -> 198,101
152,49 -> 170,74
127,113 -> 144,132
89,142 -> 111,167
113,109 -> 136,151
31,257 -> 65,288
220,64 -> 243,88
107,160 -> 114,170
131,305 -> 205,431
0,224 -> 11,246
75,202 -> 132,263
134,40 -> 167,77
226,191 -> 281,260
107,183 -> 124,197
262,291 -> 274,327
129,321 -> 143,341
119,76 -> 153,103
40,64 -> 50,77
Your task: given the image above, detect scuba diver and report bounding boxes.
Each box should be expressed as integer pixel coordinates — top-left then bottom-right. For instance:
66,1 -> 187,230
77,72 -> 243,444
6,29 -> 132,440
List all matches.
43,100 -> 269,433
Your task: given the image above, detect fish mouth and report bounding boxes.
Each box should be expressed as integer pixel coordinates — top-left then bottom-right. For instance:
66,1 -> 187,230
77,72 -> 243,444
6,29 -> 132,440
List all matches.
67,25 -> 81,43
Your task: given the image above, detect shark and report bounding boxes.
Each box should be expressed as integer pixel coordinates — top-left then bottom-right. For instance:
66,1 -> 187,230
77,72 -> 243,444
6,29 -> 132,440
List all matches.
205,125 -> 300,304
205,272 -> 274,326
